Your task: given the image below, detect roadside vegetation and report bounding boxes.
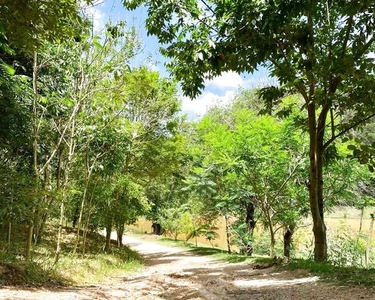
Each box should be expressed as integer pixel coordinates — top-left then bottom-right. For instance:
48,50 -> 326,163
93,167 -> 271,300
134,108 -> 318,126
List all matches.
146,234 -> 375,286
0,224 -> 142,286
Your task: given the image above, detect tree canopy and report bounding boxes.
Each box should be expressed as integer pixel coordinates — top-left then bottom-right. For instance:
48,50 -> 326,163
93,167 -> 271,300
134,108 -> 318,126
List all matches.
124,0 -> 375,261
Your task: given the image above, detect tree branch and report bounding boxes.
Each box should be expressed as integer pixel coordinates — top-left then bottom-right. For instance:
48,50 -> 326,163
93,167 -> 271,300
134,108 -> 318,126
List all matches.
329,108 -> 335,141
323,112 -> 375,150
272,156 -> 304,201
342,15 -> 353,54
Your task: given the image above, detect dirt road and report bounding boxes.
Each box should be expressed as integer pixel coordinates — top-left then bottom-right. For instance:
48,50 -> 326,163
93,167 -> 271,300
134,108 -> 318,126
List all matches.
1,234 -> 374,299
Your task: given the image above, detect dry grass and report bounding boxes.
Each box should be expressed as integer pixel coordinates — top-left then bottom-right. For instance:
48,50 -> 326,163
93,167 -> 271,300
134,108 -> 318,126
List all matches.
0,225 -> 142,286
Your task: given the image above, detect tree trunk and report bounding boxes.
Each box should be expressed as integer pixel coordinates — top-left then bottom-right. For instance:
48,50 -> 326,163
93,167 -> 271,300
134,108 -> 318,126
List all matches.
55,133 -> 75,264
7,222 -> 11,247
244,200 -> 256,255
35,164 -> 53,244
116,224 -> 124,247
245,201 -> 257,235
25,223 -> 33,261
72,205 -> 79,228
224,215 -> 231,254
55,199 -> 64,264
308,103 -> 328,262
365,213 -> 375,268
7,195 -> 13,249
262,196 -> 276,258
55,149 -> 64,264
283,225 -> 295,260
104,223 -> 112,253
152,223 -> 163,235
27,51 -> 38,262
73,162 -> 92,255
269,225 -> 275,258
359,207 -> 365,233
82,207 -> 93,255
35,197 -> 53,245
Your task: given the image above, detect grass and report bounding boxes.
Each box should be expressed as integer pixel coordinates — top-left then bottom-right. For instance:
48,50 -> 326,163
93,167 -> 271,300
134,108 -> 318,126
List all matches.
152,236 -> 274,264
56,248 -> 142,285
0,225 -> 143,286
145,235 -> 375,286
287,259 -> 375,286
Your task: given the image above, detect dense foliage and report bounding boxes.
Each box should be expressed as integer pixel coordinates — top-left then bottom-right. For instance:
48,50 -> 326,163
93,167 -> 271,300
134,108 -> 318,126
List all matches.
125,0 -> 375,262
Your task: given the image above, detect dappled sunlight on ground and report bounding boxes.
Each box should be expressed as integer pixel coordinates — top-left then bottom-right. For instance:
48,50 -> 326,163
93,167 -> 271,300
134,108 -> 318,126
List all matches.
233,276 -> 319,288
1,234 -> 375,299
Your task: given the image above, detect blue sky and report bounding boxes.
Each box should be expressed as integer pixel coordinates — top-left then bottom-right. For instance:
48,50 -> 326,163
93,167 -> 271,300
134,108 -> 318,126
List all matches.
83,0 -> 270,119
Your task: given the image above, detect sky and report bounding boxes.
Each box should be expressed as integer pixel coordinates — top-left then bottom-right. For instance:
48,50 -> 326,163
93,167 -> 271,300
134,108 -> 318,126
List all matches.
82,0 -> 271,119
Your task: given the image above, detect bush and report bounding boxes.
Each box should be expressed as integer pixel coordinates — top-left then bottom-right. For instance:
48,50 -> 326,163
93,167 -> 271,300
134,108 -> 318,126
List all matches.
328,225 -> 366,268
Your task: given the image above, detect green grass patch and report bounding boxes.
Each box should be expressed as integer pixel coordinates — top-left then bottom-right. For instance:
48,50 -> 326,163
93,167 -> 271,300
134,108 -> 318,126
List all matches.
0,226 -> 143,286
153,236 -> 273,264
287,259 -> 375,286
55,247 -> 142,285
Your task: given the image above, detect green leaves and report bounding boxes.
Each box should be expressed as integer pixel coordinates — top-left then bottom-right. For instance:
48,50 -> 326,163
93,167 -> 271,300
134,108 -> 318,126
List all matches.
0,0 -> 83,53
2,63 -> 15,76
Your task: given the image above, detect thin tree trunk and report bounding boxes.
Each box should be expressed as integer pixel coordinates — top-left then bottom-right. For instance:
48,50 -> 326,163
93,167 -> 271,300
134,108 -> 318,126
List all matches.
365,213 -> 375,268
283,225 -> 295,260
73,164 -> 92,255
35,164 -> 53,244
55,144 -> 74,264
54,149 -> 64,264
116,224 -> 124,247
54,199 -> 65,264
359,207 -> 365,233
104,223 -> 112,253
245,201 -> 256,236
25,223 -> 33,261
268,224 -> 275,258
263,196 -> 276,258
72,205 -> 79,228
73,150 -> 103,255
244,200 -> 256,256
7,195 -> 13,249
27,51 -> 39,262
82,178 -> 99,255
36,195 -> 53,245
82,207 -> 93,255
7,222 -> 11,248
224,215 -> 231,254
316,122 -> 327,261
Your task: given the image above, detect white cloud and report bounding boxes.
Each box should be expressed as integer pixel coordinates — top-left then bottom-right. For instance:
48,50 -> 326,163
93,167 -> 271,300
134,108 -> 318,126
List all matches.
182,90 -> 235,118
80,1 -> 106,33
205,71 -> 245,90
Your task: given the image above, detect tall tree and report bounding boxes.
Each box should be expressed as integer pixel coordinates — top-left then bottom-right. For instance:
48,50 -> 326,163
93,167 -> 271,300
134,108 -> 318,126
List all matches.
124,0 -> 375,261
0,0 -> 84,53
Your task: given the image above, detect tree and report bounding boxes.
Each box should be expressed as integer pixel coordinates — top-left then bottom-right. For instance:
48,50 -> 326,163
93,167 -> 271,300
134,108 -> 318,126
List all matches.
124,0 -> 375,261
0,0 -> 85,53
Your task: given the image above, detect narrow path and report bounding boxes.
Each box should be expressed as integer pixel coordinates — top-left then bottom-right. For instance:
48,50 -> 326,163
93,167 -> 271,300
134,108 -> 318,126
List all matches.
1,234 -> 374,299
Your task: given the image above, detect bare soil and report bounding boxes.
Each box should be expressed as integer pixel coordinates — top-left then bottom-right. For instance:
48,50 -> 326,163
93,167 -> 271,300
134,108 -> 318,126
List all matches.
1,234 -> 374,300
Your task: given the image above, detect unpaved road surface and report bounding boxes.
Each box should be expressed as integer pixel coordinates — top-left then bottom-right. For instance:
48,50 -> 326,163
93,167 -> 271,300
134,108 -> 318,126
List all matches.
1,234 -> 375,299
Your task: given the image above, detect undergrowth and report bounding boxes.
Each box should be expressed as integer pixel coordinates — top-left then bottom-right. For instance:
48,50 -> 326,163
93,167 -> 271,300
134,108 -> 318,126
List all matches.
152,235 -> 375,286
155,236 -> 273,264
0,225 -> 142,286
287,259 -> 375,286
